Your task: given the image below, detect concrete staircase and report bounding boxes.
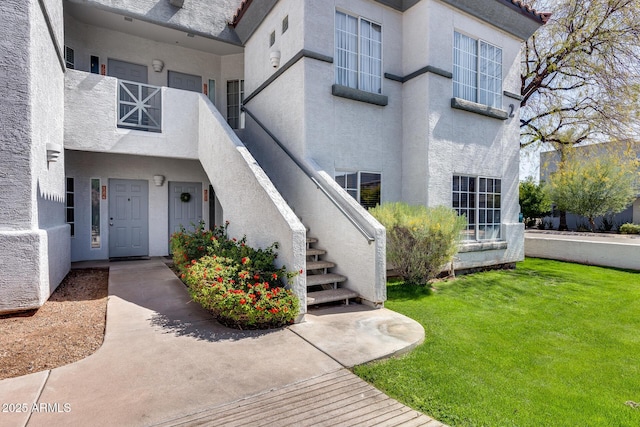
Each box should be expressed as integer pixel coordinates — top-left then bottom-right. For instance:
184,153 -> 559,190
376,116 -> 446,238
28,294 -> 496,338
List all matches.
305,236 -> 359,307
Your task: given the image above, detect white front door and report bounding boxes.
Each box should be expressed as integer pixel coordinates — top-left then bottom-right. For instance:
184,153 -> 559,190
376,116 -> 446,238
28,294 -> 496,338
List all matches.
109,179 -> 149,258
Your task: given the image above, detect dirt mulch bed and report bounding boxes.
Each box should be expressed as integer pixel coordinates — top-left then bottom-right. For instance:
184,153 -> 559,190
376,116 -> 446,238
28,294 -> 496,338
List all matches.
0,269 -> 109,380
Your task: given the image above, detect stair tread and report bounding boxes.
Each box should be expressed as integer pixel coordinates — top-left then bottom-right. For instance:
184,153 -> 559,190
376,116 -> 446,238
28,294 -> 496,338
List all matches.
306,273 -> 347,287
306,260 -> 336,270
306,248 -> 326,256
306,237 -> 318,243
307,288 -> 359,305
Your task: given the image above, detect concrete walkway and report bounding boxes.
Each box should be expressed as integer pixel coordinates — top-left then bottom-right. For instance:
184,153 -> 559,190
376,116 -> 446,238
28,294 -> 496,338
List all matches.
0,258 -> 441,427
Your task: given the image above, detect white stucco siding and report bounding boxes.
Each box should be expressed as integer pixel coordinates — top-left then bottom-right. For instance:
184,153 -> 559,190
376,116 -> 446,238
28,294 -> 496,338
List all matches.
0,0 -> 69,314
65,70 -> 200,158
65,151 -> 211,261
243,0 -> 304,94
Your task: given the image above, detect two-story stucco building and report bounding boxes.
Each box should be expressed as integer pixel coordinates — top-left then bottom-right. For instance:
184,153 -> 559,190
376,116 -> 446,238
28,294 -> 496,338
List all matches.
0,0 -> 546,315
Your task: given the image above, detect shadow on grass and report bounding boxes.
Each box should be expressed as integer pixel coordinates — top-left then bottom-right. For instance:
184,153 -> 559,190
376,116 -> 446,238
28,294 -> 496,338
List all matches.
387,280 -> 433,302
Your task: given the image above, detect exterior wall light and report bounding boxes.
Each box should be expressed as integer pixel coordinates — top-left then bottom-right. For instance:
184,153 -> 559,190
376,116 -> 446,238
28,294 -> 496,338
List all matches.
46,143 -> 62,162
270,51 -> 281,68
153,175 -> 165,186
152,59 -> 164,72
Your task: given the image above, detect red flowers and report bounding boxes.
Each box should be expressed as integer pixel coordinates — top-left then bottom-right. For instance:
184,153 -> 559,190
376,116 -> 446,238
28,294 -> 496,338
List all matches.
239,298 -> 246,305
299,269 -> 304,274
217,277 -> 223,283
272,273 -> 278,280
241,257 -> 248,264
253,274 -> 260,280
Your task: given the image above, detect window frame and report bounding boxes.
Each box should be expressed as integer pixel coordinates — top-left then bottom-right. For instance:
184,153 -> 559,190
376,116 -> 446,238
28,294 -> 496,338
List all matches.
335,170 -> 382,209
453,31 -> 503,109
66,177 -> 75,237
226,79 -> 245,130
453,175 -> 502,241
90,178 -> 101,249
334,9 -> 383,95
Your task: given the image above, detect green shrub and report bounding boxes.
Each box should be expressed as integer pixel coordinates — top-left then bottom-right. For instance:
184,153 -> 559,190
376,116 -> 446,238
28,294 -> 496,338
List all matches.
620,223 -> 640,234
170,221 -> 299,329
370,203 -> 466,285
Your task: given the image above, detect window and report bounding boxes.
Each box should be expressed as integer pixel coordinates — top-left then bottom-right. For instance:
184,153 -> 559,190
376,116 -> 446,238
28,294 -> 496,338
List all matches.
453,175 -> 501,241
282,15 -> 289,34
208,79 -> 215,105
90,55 -> 99,74
269,31 -> 276,47
335,11 -> 382,94
226,79 -> 244,129
453,32 -> 502,108
66,177 -> 74,237
335,171 -> 381,209
64,46 -> 75,70
91,178 -> 101,249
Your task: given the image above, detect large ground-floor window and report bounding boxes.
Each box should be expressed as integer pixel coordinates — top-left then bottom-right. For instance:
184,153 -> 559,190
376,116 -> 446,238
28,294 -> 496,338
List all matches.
453,175 -> 501,240
335,171 -> 381,209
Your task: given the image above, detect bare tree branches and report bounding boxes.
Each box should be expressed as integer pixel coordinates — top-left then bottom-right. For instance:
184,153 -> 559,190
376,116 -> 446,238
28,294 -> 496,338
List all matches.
521,0 -> 640,150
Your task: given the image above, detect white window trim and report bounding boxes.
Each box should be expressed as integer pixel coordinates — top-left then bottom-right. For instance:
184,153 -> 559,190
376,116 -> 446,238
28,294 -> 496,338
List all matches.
66,177 -> 75,238
90,178 -> 101,249
335,9 -> 383,95
453,174 -> 502,242
335,170 -> 382,208
453,30 -> 503,108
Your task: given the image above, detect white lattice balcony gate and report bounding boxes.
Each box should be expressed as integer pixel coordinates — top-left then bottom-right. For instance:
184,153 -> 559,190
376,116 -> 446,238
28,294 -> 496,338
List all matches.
117,80 -> 162,132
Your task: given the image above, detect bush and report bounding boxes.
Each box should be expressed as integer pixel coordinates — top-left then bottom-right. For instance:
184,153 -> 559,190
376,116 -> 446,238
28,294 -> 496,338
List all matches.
170,221 -> 299,329
620,223 -> 640,234
185,256 -> 299,329
370,203 -> 466,285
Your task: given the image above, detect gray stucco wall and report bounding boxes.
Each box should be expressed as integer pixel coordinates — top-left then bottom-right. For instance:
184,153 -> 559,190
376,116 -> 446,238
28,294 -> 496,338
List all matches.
0,0 -> 69,314
67,0 -> 243,45
1,0 -> 33,230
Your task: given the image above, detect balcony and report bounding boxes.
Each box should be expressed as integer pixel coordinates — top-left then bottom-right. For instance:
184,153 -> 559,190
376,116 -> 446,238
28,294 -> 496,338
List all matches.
64,70 -> 199,159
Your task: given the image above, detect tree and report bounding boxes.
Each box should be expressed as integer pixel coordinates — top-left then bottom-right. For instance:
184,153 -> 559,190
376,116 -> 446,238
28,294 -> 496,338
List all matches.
519,177 -> 551,226
545,153 -> 639,231
521,0 -> 640,150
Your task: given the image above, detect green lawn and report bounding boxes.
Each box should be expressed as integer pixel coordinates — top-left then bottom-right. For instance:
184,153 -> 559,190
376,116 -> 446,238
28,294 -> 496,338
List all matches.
353,258 -> 640,427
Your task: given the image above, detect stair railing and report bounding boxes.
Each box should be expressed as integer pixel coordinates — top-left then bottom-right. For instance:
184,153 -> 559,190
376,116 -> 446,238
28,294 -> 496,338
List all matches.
242,106 -> 375,243
117,79 -> 162,132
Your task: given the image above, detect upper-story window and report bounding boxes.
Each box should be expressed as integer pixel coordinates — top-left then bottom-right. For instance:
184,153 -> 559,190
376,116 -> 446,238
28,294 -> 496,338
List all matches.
335,11 -> 382,94
453,32 -> 502,108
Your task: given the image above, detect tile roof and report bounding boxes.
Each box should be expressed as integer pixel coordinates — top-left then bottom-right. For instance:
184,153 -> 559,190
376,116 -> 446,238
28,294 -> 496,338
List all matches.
230,0 -> 252,27
507,0 -> 551,23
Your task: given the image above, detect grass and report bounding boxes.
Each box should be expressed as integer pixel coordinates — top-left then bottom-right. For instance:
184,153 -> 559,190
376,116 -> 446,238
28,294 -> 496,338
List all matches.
353,258 -> 640,427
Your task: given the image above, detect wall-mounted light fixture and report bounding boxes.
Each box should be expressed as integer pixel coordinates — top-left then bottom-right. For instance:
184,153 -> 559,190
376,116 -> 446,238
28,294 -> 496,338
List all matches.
46,143 -> 62,163
153,175 -> 165,186
270,51 -> 281,69
152,59 -> 164,72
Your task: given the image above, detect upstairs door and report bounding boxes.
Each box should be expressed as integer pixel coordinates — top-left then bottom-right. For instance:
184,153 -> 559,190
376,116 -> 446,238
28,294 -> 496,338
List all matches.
169,182 -> 202,250
107,59 -> 148,84
168,71 -> 202,93
109,179 -> 149,258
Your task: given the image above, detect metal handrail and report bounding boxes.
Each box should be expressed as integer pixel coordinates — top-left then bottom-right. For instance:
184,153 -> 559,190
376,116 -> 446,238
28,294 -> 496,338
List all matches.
242,106 -> 375,243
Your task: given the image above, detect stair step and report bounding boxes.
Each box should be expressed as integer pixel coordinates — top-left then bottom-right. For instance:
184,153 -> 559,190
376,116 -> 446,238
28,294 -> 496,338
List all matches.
306,260 -> 335,271
306,237 -> 318,244
306,248 -> 326,257
307,288 -> 359,305
306,273 -> 347,287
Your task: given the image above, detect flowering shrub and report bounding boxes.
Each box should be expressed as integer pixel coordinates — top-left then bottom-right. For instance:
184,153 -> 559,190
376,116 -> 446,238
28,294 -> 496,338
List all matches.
171,221 -> 299,329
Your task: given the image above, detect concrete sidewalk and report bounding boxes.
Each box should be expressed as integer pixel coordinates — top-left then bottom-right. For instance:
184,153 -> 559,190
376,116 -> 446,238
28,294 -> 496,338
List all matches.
0,258 -> 439,427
